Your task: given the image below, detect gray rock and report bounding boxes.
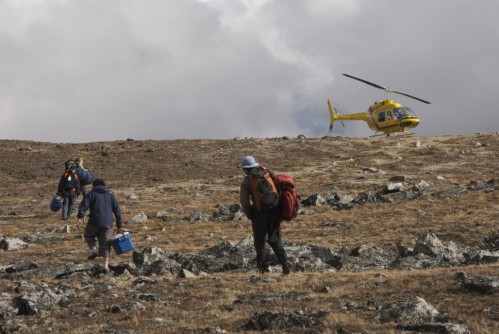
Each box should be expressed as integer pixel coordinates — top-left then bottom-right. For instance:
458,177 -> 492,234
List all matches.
0,320 -> 27,333
5,261 -> 39,273
468,250 -> 499,264
245,310 -> 329,331
385,182 -> 405,193
51,225 -> 71,233
185,210 -> 211,222
24,232 -> 63,245
432,184 -> 468,197
378,296 -> 444,324
13,286 -> 70,315
454,272 -> 499,294
1,262 -> 96,280
0,238 -> 28,251
129,212 -> 148,224
0,300 -> 17,320
397,322 -> 470,334
301,194 -> 326,206
414,233 -> 445,257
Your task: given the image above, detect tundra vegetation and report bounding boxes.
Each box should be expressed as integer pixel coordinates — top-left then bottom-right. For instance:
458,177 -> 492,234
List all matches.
0,133 -> 498,333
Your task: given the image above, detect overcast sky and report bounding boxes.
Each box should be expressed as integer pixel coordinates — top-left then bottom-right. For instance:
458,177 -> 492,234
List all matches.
1,0 -> 498,143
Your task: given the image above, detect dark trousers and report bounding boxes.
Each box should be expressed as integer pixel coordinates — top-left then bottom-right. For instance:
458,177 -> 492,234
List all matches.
251,210 -> 288,267
84,224 -> 113,258
61,194 -> 77,220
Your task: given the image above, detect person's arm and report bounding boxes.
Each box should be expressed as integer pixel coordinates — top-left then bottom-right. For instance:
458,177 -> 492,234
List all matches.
74,172 -> 81,196
240,179 -> 254,219
76,192 -> 89,228
111,193 -> 124,231
57,175 -> 65,195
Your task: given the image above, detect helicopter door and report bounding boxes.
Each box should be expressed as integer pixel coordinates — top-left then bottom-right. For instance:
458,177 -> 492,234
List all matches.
377,111 -> 386,122
386,110 -> 395,121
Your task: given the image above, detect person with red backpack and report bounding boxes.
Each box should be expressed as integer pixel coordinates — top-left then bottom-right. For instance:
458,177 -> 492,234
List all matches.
57,160 -> 81,221
239,155 -> 291,275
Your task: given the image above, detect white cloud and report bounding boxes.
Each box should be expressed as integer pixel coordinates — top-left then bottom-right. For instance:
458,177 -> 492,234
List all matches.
0,0 -> 498,142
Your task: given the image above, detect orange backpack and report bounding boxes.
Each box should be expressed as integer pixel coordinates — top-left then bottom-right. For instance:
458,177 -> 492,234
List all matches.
248,168 -> 280,211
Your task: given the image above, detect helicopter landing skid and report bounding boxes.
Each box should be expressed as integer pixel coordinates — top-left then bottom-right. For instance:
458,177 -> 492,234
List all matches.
371,131 -> 414,138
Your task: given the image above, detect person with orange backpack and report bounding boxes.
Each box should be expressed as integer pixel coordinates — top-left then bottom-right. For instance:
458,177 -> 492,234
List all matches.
57,160 -> 81,221
239,155 -> 291,275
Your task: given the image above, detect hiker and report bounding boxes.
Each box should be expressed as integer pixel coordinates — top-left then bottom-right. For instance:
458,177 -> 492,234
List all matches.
57,160 -> 81,221
239,155 -> 291,274
74,157 -> 95,199
76,178 -> 123,273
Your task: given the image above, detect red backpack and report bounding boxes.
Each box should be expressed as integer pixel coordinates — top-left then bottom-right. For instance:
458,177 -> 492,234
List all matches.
273,174 -> 300,221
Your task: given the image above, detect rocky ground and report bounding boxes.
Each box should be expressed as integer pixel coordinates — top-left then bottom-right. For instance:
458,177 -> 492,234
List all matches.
0,133 -> 498,333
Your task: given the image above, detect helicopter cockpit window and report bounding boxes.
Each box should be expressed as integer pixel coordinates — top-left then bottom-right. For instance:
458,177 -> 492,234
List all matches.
405,107 -> 417,117
378,111 -> 386,122
393,108 -> 410,119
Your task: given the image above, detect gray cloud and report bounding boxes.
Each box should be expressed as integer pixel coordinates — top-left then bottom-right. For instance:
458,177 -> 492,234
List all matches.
0,0 -> 498,142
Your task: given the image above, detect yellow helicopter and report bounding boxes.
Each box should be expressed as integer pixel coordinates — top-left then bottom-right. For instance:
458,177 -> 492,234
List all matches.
328,74 -> 431,137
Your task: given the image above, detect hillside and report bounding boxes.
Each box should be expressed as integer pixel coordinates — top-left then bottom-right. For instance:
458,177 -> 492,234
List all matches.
0,133 -> 498,333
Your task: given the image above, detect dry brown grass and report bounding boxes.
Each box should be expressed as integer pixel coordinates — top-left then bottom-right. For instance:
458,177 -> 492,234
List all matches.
0,133 -> 498,333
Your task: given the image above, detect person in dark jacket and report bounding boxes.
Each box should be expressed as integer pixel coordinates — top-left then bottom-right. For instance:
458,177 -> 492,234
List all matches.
77,178 -> 123,273
239,155 -> 290,275
57,165 -> 81,221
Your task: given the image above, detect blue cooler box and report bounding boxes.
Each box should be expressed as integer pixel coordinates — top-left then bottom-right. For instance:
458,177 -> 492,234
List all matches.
111,232 -> 134,255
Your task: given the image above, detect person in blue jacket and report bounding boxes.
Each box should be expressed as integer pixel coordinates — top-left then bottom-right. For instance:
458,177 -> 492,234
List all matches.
77,178 -> 123,273
74,157 -> 96,199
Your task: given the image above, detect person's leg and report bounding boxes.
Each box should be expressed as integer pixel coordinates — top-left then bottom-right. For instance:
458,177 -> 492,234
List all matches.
251,213 -> 269,273
62,196 -> 70,220
67,194 -> 77,219
84,224 -> 99,259
267,212 -> 290,274
97,227 -> 113,272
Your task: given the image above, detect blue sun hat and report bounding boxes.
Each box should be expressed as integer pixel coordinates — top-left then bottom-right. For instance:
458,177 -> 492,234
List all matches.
239,156 -> 259,169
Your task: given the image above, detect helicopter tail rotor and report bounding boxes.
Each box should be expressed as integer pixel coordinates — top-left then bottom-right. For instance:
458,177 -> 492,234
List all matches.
327,99 -> 345,132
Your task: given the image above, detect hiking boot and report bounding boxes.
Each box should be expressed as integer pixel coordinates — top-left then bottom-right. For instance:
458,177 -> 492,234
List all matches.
257,261 -> 270,274
282,262 -> 291,275
87,248 -> 98,260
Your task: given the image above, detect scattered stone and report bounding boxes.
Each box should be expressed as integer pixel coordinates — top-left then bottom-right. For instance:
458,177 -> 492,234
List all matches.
13,286 -> 70,315
454,272 -> 499,294
129,212 -> 148,224
397,322 -> 470,334
51,225 -> 71,233
245,310 -> 328,331
5,261 -> 39,273
178,269 -> 197,278
109,304 -> 122,313
0,238 -> 28,251
414,233 -> 445,257
378,296 -> 444,324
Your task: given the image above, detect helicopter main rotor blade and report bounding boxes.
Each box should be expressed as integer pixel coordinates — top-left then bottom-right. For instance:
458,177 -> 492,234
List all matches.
343,73 -> 431,104
343,73 -> 387,91
392,91 -> 431,104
